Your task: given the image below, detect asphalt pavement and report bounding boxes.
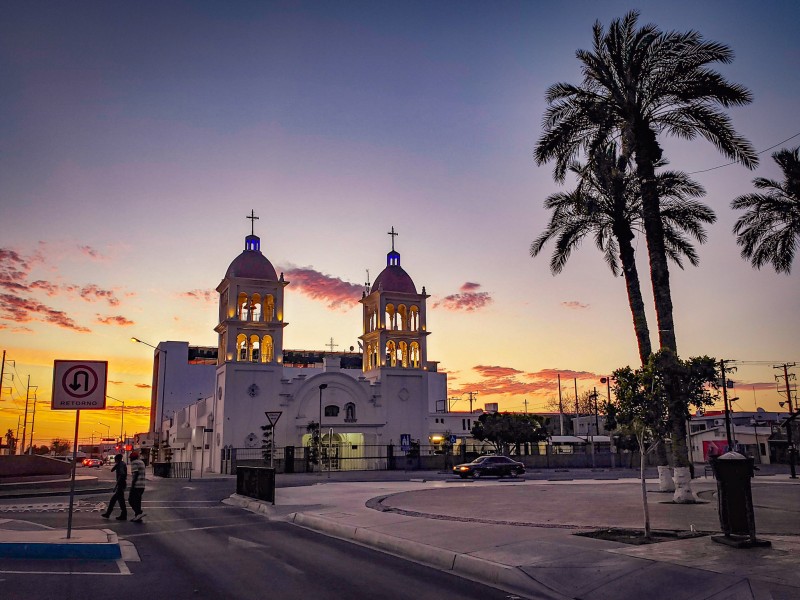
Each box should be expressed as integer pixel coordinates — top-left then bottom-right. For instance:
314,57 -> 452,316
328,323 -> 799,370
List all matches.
2,465 -> 799,599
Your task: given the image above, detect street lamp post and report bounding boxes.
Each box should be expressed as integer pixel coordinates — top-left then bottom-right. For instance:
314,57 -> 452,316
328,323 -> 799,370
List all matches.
98,421 -> 111,440
107,395 -> 125,443
318,384 -> 327,474
132,337 -> 168,462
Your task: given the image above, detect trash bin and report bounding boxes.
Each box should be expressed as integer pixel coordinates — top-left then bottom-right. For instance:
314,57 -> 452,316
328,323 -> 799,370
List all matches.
711,451 -> 754,536
152,462 -> 171,478
236,466 -> 275,504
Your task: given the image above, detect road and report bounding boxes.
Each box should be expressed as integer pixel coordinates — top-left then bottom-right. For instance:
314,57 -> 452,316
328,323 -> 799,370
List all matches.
0,472 -> 520,600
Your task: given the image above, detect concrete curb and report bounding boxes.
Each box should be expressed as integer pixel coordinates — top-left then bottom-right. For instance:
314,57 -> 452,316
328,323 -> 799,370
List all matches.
223,494 -> 275,516
0,529 -> 122,560
288,512 -> 567,600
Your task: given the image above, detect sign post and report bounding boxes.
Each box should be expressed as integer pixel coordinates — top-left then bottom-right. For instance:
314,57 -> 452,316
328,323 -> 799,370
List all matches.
52,360 -> 108,538
265,411 -> 282,469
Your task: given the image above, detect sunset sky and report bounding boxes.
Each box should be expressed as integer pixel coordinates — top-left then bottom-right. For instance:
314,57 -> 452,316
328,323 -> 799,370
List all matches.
2,1 -> 798,447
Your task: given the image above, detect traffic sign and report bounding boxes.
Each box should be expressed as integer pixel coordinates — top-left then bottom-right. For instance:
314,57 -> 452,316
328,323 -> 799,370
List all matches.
265,411 -> 282,427
400,433 -> 411,452
52,360 -> 107,410
449,435 -> 457,445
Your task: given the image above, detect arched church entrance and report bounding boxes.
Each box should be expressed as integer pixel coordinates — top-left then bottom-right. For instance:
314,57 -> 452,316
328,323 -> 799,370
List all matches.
301,431 -> 384,471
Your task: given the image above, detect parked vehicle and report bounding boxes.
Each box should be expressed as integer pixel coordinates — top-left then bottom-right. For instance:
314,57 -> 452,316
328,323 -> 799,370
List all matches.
453,455 -> 525,479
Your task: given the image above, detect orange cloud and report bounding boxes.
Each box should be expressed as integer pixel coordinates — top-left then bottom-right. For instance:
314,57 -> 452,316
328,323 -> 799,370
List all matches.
0,293 -> 90,332
78,245 -> 106,260
78,284 -> 120,306
181,289 -> 216,303
96,315 -> 135,326
452,365 -> 603,397
280,265 -> 362,310
135,383 -> 151,389
562,301 -> 589,310
433,282 -> 493,312
0,248 -> 38,291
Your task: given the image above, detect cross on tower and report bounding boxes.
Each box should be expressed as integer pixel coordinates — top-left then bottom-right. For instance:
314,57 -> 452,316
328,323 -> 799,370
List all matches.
326,337 -> 339,352
247,210 -> 259,236
387,226 -> 398,251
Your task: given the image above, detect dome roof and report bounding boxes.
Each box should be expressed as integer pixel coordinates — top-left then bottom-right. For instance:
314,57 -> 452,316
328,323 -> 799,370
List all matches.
225,235 -> 278,281
372,250 -> 417,294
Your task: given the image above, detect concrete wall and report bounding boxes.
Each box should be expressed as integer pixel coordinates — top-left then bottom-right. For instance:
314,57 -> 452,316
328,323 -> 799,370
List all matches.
0,455 -> 72,479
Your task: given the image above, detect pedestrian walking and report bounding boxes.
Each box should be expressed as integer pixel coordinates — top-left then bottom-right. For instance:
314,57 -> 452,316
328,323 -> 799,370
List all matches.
101,453 -> 128,520
128,450 -> 147,522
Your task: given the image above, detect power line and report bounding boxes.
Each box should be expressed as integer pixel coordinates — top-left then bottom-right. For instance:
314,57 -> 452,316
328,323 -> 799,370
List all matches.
688,131 -> 800,174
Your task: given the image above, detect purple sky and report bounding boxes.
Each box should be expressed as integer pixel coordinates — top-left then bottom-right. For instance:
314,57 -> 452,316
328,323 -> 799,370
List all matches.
1,1 -> 798,443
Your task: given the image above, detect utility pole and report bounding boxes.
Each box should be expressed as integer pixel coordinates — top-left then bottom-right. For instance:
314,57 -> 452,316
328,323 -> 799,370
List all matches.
523,398 -> 529,414
557,373 -> 564,435
467,391 -> 476,413
719,360 -> 733,450
592,387 -> 600,436
21,375 -> 31,455
573,378 -> 579,418
774,362 -> 797,479
28,386 -> 38,454
0,350 -> 5,404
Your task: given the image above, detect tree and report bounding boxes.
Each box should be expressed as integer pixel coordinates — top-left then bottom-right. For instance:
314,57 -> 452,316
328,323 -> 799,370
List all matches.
306,421 -> 320,468
535,11 -> 756,487
532,144 -> 712,364
732,147 -> 800,274
4,429 -> 16,454
545,390 -> 599,418
471,413 -> 549,455
261,423 -> 273,463
611,352 -> 719,504
51,438 -> 70,455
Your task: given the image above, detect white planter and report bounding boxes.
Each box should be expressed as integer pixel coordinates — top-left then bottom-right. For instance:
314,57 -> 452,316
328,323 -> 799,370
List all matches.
658,465 -> 675,492
672,466 -> 695,503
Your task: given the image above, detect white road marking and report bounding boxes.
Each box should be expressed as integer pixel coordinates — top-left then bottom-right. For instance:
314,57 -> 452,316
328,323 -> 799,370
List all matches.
122,522 -> 256,538
228,536 -> 262,549
0,570 -> 130,576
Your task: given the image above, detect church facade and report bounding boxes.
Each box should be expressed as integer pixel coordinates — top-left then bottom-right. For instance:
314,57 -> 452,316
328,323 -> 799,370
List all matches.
157,224 -> 456,474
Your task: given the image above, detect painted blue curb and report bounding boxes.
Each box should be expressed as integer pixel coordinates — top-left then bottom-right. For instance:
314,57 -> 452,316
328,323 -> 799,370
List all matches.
0,542 -> 121,560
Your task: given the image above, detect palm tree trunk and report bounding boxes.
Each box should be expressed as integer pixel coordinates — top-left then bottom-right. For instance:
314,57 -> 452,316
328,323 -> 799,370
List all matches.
635,157 -> 677,354
617,228 -> 652,365
636,141 -> 694,501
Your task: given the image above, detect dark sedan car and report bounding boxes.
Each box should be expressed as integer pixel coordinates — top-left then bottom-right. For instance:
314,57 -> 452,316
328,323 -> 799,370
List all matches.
452,455 -> 525,479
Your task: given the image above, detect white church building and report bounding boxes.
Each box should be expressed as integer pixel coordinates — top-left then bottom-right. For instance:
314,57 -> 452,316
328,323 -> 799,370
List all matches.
141,223 -> 472,474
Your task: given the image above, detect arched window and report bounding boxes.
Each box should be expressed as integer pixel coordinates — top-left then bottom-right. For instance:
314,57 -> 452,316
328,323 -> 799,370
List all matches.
251,293 -> 262,321
324,405 -> 339,417
410,342 -> 420,368
386,341 -> 396,367
399,341 -> 409,368
410,306 -> 419,331
249,335 -> 260,362
236,334 -> 247,361
262,335 -> 274,363
264,294 -> 275,322
345,403 -> 356,422
237,293 -> 248,320
384,304 -> 395,330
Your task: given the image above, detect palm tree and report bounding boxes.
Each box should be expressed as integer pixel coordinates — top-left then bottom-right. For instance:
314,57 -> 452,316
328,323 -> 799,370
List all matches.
532,146 -> 712,366
732,147 -> 800,274
534,11 -> 756,490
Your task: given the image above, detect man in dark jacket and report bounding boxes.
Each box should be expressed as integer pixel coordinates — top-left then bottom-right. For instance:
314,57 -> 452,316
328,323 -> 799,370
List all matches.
101,453 -> 128,520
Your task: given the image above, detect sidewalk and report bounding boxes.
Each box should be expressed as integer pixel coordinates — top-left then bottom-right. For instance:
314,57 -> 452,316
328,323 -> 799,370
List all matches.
227,475 -> 800,600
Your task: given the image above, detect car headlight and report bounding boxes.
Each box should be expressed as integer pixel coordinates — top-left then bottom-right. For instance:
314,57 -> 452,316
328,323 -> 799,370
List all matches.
459,466 -> 469,471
